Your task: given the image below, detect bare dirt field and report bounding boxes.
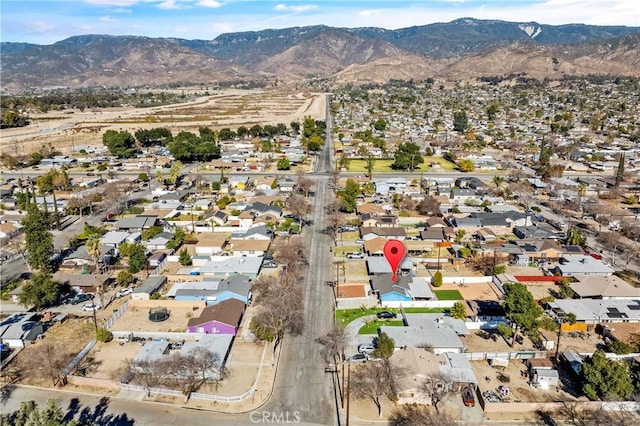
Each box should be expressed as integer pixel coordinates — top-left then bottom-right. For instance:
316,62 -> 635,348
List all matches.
12,318 -> 96,386
463,329 -> 536,353
0,88 -> 326,157
109,303 -> 195,333
471,358 -> 583,406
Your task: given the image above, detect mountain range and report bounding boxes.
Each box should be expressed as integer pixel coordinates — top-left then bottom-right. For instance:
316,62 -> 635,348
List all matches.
2,18 -> 640,91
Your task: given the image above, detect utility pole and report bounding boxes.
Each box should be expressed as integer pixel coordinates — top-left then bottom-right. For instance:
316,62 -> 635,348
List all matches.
341,357 -> 345,409
346,363 -> 351,426
91,305 -> 98,333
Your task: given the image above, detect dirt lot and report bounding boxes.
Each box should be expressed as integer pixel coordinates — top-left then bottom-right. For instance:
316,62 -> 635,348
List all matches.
1,89 -> 325,157
464,329 -> 536,353
109,303 -> 196,333
471,358 -> 583,406
12,318 -> 96,386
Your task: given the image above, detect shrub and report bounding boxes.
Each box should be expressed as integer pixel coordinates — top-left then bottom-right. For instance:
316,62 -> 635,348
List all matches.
96,327 -> 113,343
432,271 -> 443,287
496,322 -> 513,340
607,339 -> 633,355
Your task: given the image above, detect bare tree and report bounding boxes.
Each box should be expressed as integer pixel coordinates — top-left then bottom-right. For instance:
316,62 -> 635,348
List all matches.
330,168 -> 340,188
129,358 -> 166,397
596,232 -> 621,264
317,326 -> 348,362
295,172 -> 313,197
541,400 -> 639,426
162,348 -> 225,395
273,235 -> 307,280
466,253 -> 501,275
416,196 -> 441,216
418,371 -> 461,413
350,362 -> 396,416
326,210 -> 344,241
250,279 -> 304,353
400,196 -> 416,212
20,341 -> 72,386
286,194 -> 311,223
5,236 -> 31,272
388,404 -> 456,426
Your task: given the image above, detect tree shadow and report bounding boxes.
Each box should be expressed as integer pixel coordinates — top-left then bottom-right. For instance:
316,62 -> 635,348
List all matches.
63,398 -> 82,423
0,383 -> 16,404
67,396 -> 136,426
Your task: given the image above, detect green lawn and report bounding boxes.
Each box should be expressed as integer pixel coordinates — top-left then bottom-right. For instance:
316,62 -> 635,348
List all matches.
336,307 -> 448,326
346,159 -> 430,173
358,320 -> 404,335
434,290 -> 464,301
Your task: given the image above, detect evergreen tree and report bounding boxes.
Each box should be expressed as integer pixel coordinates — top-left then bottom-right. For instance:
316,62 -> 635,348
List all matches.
615,153 -> 625,187
18,272 -> 61,310
22,203 -> 54,272
450,302 -> 467,320
581,350 -> 633,400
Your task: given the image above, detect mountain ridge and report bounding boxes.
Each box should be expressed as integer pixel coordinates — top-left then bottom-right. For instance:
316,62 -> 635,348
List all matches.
2,18 -> 640,91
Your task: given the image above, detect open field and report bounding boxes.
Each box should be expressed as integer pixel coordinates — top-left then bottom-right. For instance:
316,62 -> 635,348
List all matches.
0,89 -> 325,156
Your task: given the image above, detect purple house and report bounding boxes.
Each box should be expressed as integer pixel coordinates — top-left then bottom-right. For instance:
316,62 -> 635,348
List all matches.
187,299 -> 245,335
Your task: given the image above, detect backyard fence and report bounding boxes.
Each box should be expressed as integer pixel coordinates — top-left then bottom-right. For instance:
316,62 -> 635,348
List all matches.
464,351 -> 547,361
104,300 -> 129,330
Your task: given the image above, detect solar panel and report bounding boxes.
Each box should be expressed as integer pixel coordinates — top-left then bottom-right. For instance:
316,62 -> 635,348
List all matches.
627,305 -> 640,311
606,312 -> 628,319
607,307 -> 620,313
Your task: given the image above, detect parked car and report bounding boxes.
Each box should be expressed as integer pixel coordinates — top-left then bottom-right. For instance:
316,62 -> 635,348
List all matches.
376,310 -> 397,319
358,343 -> 376,355
346,252 -> 364,259
115,288 -> 133,298
262,261 -> 278,268
71,293 -> 94,305
348,353 -> 368,363
355,239 -> 364,245
462,386 -> 476,407
82,303 -> 101,312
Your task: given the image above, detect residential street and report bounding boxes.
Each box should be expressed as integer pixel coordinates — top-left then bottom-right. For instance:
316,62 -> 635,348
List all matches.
261,94 -> 338,424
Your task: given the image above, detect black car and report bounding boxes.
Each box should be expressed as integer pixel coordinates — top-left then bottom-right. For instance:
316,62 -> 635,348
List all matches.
71,293 -> 94,305
376,311 -> 397,319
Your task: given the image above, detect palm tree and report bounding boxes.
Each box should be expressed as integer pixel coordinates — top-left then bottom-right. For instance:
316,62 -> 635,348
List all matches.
86,235 -> 102,274
85,234 -> 104,306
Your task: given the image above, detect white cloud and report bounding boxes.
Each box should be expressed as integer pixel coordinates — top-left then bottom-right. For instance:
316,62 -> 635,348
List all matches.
275,3 -> 318,13
28,21 -> 57,33
86,0 -> 141,6
358,10 -> 377,17
98,16 -> 116,22
110,8 -> 133,14
210,22 -> 234,33
198,0 -> 223,8
157,0 -> 181,9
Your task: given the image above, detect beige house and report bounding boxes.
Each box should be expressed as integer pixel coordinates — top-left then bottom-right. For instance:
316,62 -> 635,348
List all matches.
570,274 -> 639,300
390,347 -> 477,405
228,239 -> 271,257
194,234 -> 228,256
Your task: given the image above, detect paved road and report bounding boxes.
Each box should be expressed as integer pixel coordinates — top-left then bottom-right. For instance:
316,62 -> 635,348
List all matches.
261,94 -> 337,425
0,385 -> 252,426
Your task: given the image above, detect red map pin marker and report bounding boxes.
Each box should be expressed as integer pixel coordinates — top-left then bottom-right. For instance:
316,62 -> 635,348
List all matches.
383,239 -> 406,282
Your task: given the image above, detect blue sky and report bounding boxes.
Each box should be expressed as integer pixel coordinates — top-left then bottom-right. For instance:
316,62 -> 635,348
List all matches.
2,0 -> 639,44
